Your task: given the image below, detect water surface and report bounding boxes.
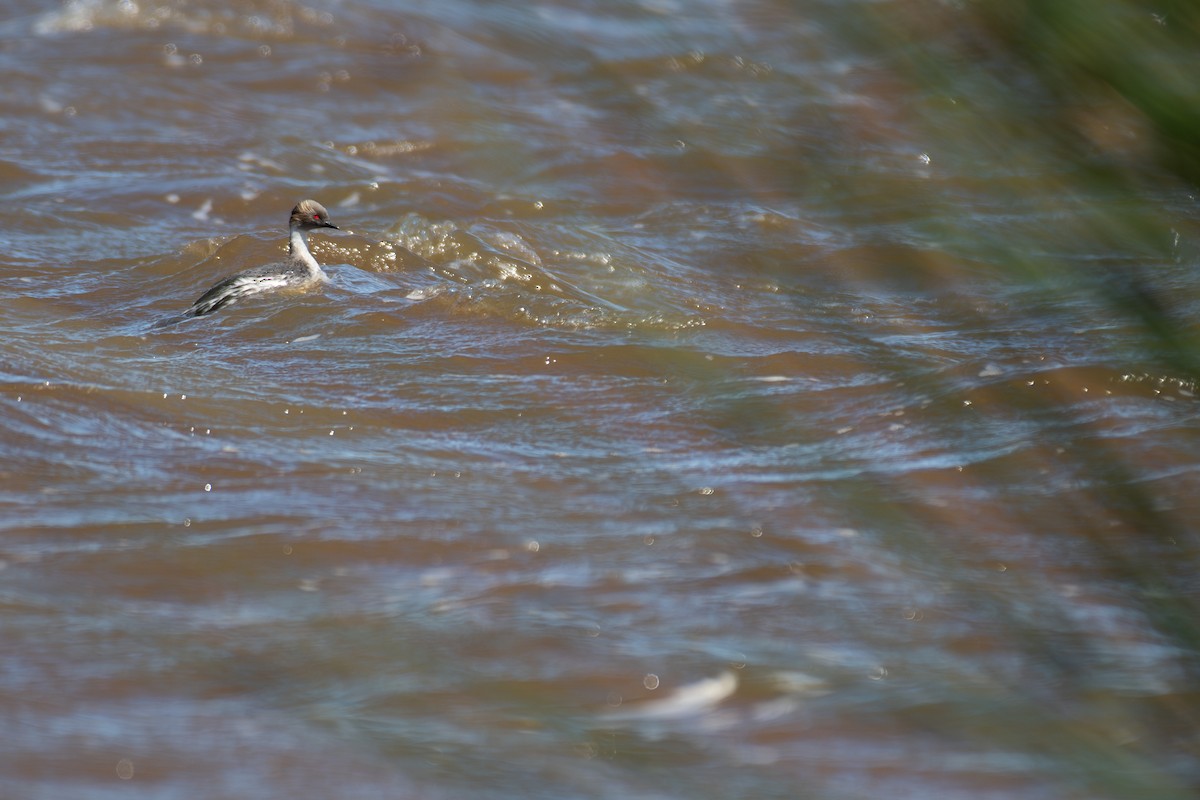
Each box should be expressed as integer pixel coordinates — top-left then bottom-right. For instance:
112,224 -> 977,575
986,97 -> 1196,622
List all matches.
3,1 -> 1200,798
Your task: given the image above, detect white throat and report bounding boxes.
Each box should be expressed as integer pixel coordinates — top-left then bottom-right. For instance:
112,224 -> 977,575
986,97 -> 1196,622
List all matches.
288,227 -> 328,280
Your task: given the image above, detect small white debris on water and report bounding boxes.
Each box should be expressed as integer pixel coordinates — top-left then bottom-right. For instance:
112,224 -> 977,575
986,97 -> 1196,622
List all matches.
979,363 -> 1003,377
604,671 -> 737,721
192,198 -> 212,221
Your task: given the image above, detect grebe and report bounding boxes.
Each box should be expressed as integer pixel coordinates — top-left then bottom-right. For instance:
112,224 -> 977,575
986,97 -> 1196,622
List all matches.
175,199 -> 339,320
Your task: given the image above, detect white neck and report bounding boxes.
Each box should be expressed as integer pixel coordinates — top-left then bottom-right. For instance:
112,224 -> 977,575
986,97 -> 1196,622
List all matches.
288,227 -> 327,280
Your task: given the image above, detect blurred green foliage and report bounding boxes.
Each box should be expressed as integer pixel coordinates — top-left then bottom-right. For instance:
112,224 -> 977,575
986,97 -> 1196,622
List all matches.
798,6 -> 1200,795
973,1 -> 1200,183
829,1 -> 1200,370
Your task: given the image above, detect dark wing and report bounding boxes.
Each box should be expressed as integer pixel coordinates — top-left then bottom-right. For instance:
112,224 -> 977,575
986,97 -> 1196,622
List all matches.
185,269 -> 297,318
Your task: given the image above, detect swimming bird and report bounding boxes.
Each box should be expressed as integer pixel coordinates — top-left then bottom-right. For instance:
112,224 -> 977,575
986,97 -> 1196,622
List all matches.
174,199 -> 339,320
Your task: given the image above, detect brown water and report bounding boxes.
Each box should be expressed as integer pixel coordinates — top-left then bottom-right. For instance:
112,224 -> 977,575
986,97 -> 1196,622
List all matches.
4,1 -> 1200,798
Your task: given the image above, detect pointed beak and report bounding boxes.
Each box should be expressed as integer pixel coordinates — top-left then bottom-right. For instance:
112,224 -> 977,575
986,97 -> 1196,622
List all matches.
323,221 -> 340,230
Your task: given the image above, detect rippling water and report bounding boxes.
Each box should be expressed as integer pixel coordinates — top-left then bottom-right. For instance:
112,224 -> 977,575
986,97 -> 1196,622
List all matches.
3,1 -> 1200,798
